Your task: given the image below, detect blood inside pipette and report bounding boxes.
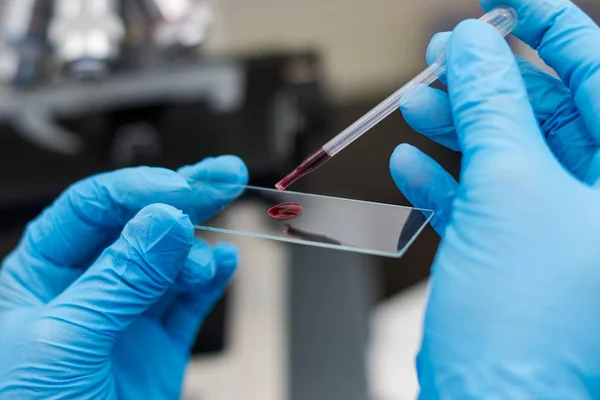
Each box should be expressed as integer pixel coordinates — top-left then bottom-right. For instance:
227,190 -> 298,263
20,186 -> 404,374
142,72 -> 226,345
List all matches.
275,148 -> 332,191
268,202 -> 303,220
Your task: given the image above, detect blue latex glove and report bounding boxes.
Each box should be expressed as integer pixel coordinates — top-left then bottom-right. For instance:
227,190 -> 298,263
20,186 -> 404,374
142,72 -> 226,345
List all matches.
390,0 -> 600,398
0,155 -> 248,399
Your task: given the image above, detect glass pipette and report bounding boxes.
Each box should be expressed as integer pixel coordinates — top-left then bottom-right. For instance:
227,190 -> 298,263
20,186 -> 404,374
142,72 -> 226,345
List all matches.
276,6 -> 518,191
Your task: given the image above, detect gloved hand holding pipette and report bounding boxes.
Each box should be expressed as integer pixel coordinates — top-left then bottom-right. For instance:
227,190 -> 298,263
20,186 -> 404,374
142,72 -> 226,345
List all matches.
391,0 -> 600,397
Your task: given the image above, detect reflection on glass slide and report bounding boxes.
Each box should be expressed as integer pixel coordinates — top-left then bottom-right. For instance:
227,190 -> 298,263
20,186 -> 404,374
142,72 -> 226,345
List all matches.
194,182 -> 433,258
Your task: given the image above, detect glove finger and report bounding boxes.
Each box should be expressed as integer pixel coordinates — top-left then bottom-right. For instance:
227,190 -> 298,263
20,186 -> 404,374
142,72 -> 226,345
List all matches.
480,0 -> 600,142
517,58 -> 598,180
390,144 -> 457,235
401,56 -> 598,181
426,32 -> 451,85
178,155 -> 249,224
48,204 -> 194,351
447,20 -> 550,180
400,85 -> 459,151
176,238 -> 217,289
30,155 -> 246,267
162,242 -> 238,348
144,238 -> 216,321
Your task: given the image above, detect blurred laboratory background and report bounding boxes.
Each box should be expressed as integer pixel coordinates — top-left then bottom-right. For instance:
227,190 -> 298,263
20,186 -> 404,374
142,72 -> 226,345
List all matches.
0,1 -> 598,399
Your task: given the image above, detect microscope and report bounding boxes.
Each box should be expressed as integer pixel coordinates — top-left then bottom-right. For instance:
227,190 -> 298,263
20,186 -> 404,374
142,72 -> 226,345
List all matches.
0,0 -> 328,174
0,0 -> 214,84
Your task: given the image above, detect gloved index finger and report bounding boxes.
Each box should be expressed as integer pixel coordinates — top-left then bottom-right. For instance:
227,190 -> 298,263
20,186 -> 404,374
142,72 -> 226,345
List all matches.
426,32 -> 451,86
177,155 -> 249,224
0,167 -> 194,306
480,0 -> 600,140
22,156 -> 247,270
24,167 -> 193,269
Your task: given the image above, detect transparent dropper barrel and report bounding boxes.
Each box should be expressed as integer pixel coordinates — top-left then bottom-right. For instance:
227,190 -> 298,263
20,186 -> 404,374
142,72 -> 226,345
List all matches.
322,6 -> 518,157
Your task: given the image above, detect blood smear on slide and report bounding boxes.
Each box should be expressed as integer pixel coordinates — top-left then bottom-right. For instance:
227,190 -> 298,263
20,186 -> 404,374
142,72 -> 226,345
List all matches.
267,202 -> 303,220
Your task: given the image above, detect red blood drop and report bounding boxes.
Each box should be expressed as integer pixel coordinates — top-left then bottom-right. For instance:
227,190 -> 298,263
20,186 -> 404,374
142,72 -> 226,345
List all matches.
268,202 -> 303,220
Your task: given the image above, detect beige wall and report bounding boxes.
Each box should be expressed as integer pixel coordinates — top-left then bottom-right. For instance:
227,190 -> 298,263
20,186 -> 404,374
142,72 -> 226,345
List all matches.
206,0 -> 597,101
207,0 -> 476,101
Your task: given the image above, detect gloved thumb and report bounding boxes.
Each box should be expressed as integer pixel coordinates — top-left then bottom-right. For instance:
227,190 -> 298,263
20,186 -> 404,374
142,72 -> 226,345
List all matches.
48,203 -> 194,351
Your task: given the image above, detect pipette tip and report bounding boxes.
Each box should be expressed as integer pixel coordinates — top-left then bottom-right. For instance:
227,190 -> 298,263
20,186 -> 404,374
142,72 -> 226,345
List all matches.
275,169 -> 301,191
275,181 -> 287,191
275,148 -> 332,191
